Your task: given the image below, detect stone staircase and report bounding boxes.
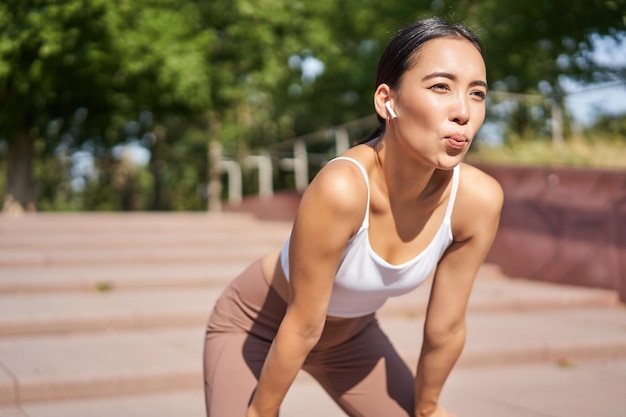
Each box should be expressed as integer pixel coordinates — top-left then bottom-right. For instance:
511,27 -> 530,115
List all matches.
0,212 -> 624,417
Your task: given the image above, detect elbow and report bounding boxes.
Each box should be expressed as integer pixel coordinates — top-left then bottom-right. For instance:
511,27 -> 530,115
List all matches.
423,319 -> 466,349
281,310 -> 326,348
298,321 -> 325,347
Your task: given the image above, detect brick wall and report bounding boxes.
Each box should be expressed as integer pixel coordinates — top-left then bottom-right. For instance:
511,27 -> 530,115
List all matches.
477,164 -> 626,302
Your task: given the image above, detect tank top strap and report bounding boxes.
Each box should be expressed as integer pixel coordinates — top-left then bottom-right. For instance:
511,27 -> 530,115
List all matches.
327,157 -> 371,227
443,164 -> 461,221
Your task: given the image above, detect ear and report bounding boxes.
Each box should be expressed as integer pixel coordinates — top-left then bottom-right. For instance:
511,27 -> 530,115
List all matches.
374,83 -> 395,120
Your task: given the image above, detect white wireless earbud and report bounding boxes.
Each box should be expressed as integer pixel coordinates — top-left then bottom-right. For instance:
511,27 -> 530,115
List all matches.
385,101 -> 398,120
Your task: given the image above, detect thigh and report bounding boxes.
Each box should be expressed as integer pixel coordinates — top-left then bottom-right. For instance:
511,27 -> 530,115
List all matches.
304,319 -> 415,417
204,331 -> 271,417
203,259 -> 283,416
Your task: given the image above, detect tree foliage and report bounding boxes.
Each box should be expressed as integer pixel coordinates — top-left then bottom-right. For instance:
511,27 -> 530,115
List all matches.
0,0 -> 214,209
0,0 -> 624,211
445,0 -> 626,137
464,0 -> 626,92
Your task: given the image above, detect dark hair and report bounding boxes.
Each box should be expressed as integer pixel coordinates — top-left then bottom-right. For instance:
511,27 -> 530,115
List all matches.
360,17 -> 484,143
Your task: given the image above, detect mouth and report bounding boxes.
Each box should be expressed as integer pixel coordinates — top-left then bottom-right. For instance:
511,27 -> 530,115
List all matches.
445,133 -> 469,150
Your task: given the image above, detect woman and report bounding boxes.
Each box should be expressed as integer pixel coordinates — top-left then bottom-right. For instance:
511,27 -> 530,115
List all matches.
204,17 -> 503,417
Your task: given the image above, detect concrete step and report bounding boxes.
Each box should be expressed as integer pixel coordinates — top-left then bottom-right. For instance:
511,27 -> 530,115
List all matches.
0,270 -> 620,336
0,212 -> 273,233
1,228 -> 291,250
0,213 -> 290,267
2,211 -> 624,416
0,288 -> 222,336
0,244 -> 283,267
3,358 -> 626,417
0,262 -> 248,294
0,375 -> 341,417
391,306 -> 626,367
1,307 -> 625,406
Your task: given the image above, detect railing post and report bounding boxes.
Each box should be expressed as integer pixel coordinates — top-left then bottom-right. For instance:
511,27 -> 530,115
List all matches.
293,140 -> 308,192
245,154 -> 274,198
334,127 -> 350,156
550,99 -> 564,146
279,139 -> 309,193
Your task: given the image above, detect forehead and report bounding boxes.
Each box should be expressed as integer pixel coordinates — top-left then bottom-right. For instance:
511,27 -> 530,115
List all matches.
407,37 -> 486,78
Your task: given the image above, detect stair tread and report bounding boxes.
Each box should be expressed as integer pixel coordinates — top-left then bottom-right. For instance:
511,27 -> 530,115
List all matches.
2,211 -> 624,415
4,359 -> 626,417
1,307 -> 625,404
0,275 -> 620,336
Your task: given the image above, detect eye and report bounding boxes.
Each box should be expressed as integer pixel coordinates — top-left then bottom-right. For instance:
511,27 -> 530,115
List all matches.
470,90 -> 487,101
429,83 -> 450,92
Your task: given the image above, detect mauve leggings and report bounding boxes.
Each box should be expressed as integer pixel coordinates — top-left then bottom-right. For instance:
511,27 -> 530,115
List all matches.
203,259 -> 415,417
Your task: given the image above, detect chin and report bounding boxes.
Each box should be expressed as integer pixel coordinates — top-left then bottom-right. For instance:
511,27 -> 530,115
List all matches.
435,154 -> 466,170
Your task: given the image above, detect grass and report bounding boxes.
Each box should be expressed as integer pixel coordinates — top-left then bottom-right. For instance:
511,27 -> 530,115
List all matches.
467,135 -> 626,170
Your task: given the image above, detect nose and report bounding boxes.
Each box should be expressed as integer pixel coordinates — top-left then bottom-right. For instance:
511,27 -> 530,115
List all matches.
450,95 -> 469,125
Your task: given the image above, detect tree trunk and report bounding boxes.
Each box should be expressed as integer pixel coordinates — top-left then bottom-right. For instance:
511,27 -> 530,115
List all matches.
149,125 -> 168,210
4,129 -> 36,212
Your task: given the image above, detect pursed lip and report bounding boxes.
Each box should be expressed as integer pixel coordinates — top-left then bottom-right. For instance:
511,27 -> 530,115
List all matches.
444,133 -> 469,149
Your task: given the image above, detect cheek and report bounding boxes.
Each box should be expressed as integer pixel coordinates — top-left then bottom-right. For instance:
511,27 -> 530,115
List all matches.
473,104 -> 486,125
402,95 -> 442,124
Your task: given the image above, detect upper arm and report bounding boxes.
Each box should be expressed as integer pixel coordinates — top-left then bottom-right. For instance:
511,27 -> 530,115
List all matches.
425,167 -> 503,334
285,161 -> 367,327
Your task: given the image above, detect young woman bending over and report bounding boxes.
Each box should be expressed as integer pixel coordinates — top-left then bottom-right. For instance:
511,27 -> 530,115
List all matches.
204,16 -> 503,417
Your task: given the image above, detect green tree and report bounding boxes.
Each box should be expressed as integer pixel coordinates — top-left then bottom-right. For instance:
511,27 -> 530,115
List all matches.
249,1 -> 436,140
447,0 -> 626,137
0,0 -> 214,210
263,0 -> 625,146
4,0 -> 624,211
197,0 -> 338,151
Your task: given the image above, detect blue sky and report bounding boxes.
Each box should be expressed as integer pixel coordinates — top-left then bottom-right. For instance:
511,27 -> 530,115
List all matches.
565,81 -> 626,127
564,33 -> 626,127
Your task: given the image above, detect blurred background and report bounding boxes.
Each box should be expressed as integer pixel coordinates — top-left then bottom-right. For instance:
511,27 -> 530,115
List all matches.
1,0 -> 625,213
1,3 -> 626,416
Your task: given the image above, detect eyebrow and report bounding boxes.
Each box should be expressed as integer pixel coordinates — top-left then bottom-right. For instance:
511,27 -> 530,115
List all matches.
422,72 -> 488,89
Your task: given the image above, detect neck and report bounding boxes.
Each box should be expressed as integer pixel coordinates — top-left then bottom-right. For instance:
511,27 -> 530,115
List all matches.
373,139 -> 437,204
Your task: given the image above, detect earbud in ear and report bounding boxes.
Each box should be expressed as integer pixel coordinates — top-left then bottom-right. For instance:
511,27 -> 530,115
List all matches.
385,101 -> 398,120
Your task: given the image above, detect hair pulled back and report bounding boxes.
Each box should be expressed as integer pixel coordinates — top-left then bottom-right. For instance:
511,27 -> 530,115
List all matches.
360,17 -> 484,143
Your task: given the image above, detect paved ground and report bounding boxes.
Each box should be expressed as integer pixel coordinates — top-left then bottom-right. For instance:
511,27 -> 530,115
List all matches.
0,212 -> 624,417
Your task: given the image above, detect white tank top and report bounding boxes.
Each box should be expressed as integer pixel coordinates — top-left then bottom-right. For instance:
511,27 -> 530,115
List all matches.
280,157 -> 459,318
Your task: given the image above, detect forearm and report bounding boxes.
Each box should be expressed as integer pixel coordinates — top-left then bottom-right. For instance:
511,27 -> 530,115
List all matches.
247,315 -> 322,417
414,324 -> 466,416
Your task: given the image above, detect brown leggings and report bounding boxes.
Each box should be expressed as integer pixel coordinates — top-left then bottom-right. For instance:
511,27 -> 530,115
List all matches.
203,260 -> 415,417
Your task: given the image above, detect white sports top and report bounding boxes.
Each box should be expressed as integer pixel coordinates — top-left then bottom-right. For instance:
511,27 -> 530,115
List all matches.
280,157 -> 460,318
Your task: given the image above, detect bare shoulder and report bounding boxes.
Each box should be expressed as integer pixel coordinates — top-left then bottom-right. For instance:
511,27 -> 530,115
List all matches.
453,163 -> 503,240
458,163 -> 503,207
296,157 -> 369,235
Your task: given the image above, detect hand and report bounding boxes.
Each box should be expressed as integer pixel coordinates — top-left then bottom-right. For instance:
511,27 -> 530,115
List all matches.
245,404 -> 278,417
418,405 -> 456,417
